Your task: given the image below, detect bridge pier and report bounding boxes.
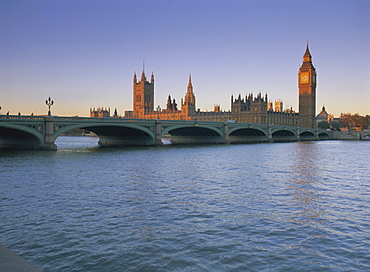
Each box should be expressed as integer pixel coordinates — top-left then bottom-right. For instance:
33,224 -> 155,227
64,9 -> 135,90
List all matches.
268,124 -> 273,142
296,127 -> 300,140
42,117 -> 57,150
223,122 -> 230,144
155,120 -> 163,146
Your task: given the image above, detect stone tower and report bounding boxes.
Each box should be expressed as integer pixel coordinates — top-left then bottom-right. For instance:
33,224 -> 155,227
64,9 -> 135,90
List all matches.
181,74 -> 196,118
298,43 -> 317,128
133,70 -> 154,118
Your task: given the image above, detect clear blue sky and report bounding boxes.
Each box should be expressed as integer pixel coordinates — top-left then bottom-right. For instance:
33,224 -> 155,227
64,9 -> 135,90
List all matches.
1,0 -> 369,117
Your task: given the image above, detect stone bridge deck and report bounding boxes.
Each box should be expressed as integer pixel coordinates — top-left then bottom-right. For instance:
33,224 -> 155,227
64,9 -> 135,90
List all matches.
0,115 -> 332,150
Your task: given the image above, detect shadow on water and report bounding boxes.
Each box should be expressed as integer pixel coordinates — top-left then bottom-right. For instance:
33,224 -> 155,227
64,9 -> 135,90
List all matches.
1,136 -> 307,157
53,136 -> 234,153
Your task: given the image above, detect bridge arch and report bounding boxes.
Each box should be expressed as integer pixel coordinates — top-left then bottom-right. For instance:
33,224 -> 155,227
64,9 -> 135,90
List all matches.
272,129 -> 296,142
162,124 -> 224,144
300,130 -> 316,141
318,131 -> 330,140
54,123 -> 155,146
0,123 -> 44,149
228,127 -> 269,143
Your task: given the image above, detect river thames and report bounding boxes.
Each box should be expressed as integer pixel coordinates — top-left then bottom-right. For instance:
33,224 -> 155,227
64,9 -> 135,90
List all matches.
1,137 -> 369,271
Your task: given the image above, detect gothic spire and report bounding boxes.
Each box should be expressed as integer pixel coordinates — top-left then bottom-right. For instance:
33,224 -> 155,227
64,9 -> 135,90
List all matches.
303,41 -> 312,62
141,58 -> 146,81
141,70 -> 146,81
187,74 -> 193,93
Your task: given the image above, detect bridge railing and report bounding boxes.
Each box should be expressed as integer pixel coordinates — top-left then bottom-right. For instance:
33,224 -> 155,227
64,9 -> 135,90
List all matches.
0,115 -> 151,122
52,116 -> 165,123
0,115 -> 46,120
52,116 -> 229,126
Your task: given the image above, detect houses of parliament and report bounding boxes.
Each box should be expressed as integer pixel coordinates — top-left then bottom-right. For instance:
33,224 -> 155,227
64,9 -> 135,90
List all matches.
91,44 -> 317,128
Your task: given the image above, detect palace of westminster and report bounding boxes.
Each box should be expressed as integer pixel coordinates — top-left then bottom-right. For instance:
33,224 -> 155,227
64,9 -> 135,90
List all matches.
91,44 -> 320,128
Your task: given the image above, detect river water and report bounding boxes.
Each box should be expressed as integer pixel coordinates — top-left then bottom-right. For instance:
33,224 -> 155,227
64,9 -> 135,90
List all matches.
1,137 -> 369,271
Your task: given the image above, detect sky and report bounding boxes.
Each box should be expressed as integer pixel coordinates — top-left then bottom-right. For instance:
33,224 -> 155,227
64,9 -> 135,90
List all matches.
1,0 -> 369,117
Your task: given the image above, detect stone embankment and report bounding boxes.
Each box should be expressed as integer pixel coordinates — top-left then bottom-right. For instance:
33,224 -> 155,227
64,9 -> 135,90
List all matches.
331,131 -> 359,140
0,243 -> 42,272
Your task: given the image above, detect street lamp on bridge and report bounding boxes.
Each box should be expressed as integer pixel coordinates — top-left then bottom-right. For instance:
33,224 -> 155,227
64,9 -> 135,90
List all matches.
157,105 -> 161,119
45,97 -> 54,116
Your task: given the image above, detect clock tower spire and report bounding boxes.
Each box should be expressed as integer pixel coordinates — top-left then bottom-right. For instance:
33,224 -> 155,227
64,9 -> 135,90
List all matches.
298,42 -> 317,128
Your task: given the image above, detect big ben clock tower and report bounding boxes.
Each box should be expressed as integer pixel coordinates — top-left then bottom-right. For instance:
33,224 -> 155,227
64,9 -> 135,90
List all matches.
298,43 -> 317,128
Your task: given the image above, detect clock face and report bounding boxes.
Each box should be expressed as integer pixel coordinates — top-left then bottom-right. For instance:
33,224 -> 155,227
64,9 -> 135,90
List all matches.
300,73 -> 309,83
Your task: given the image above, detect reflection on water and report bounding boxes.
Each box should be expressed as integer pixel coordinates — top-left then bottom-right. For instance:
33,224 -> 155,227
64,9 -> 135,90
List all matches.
1,138 -> 369,271
55,136 -> 99,151
289,142 -> 325,225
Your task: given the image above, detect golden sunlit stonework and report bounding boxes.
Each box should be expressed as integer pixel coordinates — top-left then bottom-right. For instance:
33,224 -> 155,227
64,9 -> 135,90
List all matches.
127,73 -> 196,120
95,45 -> 316,128
298,44 -> 317,128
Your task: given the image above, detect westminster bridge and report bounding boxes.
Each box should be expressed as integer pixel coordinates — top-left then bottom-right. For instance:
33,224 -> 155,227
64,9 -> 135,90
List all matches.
0,115 -> 332,150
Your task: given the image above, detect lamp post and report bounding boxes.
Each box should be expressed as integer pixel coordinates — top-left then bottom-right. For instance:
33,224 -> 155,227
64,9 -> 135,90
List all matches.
157,105 -> 161,119
45,97 -> 54,116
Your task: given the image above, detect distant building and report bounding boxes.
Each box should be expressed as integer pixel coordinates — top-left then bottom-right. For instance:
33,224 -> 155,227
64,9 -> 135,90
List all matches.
130,72 -> 196,120
124,110 -> 133,118
316,105 -> 333,124
112,108 -> 119,118
90,107 -> 110,118
90,107 -> 119,118
92,44 -> 318,128
274,100 -> 283,112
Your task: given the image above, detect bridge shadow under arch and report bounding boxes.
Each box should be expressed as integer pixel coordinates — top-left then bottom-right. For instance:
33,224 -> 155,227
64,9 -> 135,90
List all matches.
56,125 -> 155,146
165,126 -> 224,144
0,126 -> 43,149
272,129 -> 296,142
318,132 -> 331,140
299,131 -> 316,141
229,128 -> 269,143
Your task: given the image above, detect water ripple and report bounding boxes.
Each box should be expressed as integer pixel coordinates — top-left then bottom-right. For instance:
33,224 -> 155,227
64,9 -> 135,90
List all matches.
1,139 -> 370,271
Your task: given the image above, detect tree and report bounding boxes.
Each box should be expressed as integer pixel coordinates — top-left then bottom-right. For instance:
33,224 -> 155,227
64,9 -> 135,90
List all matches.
340,113 -> 369,129
330,121 -> 341,131
318,121 -> 330,129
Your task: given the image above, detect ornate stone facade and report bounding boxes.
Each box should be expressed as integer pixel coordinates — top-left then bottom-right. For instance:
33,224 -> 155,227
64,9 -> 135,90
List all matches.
90,107 -> 119,118
130,73 -> 196,120
90,107 -> 110,118
123,44 -> 316,127
298,43 -> 317,128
